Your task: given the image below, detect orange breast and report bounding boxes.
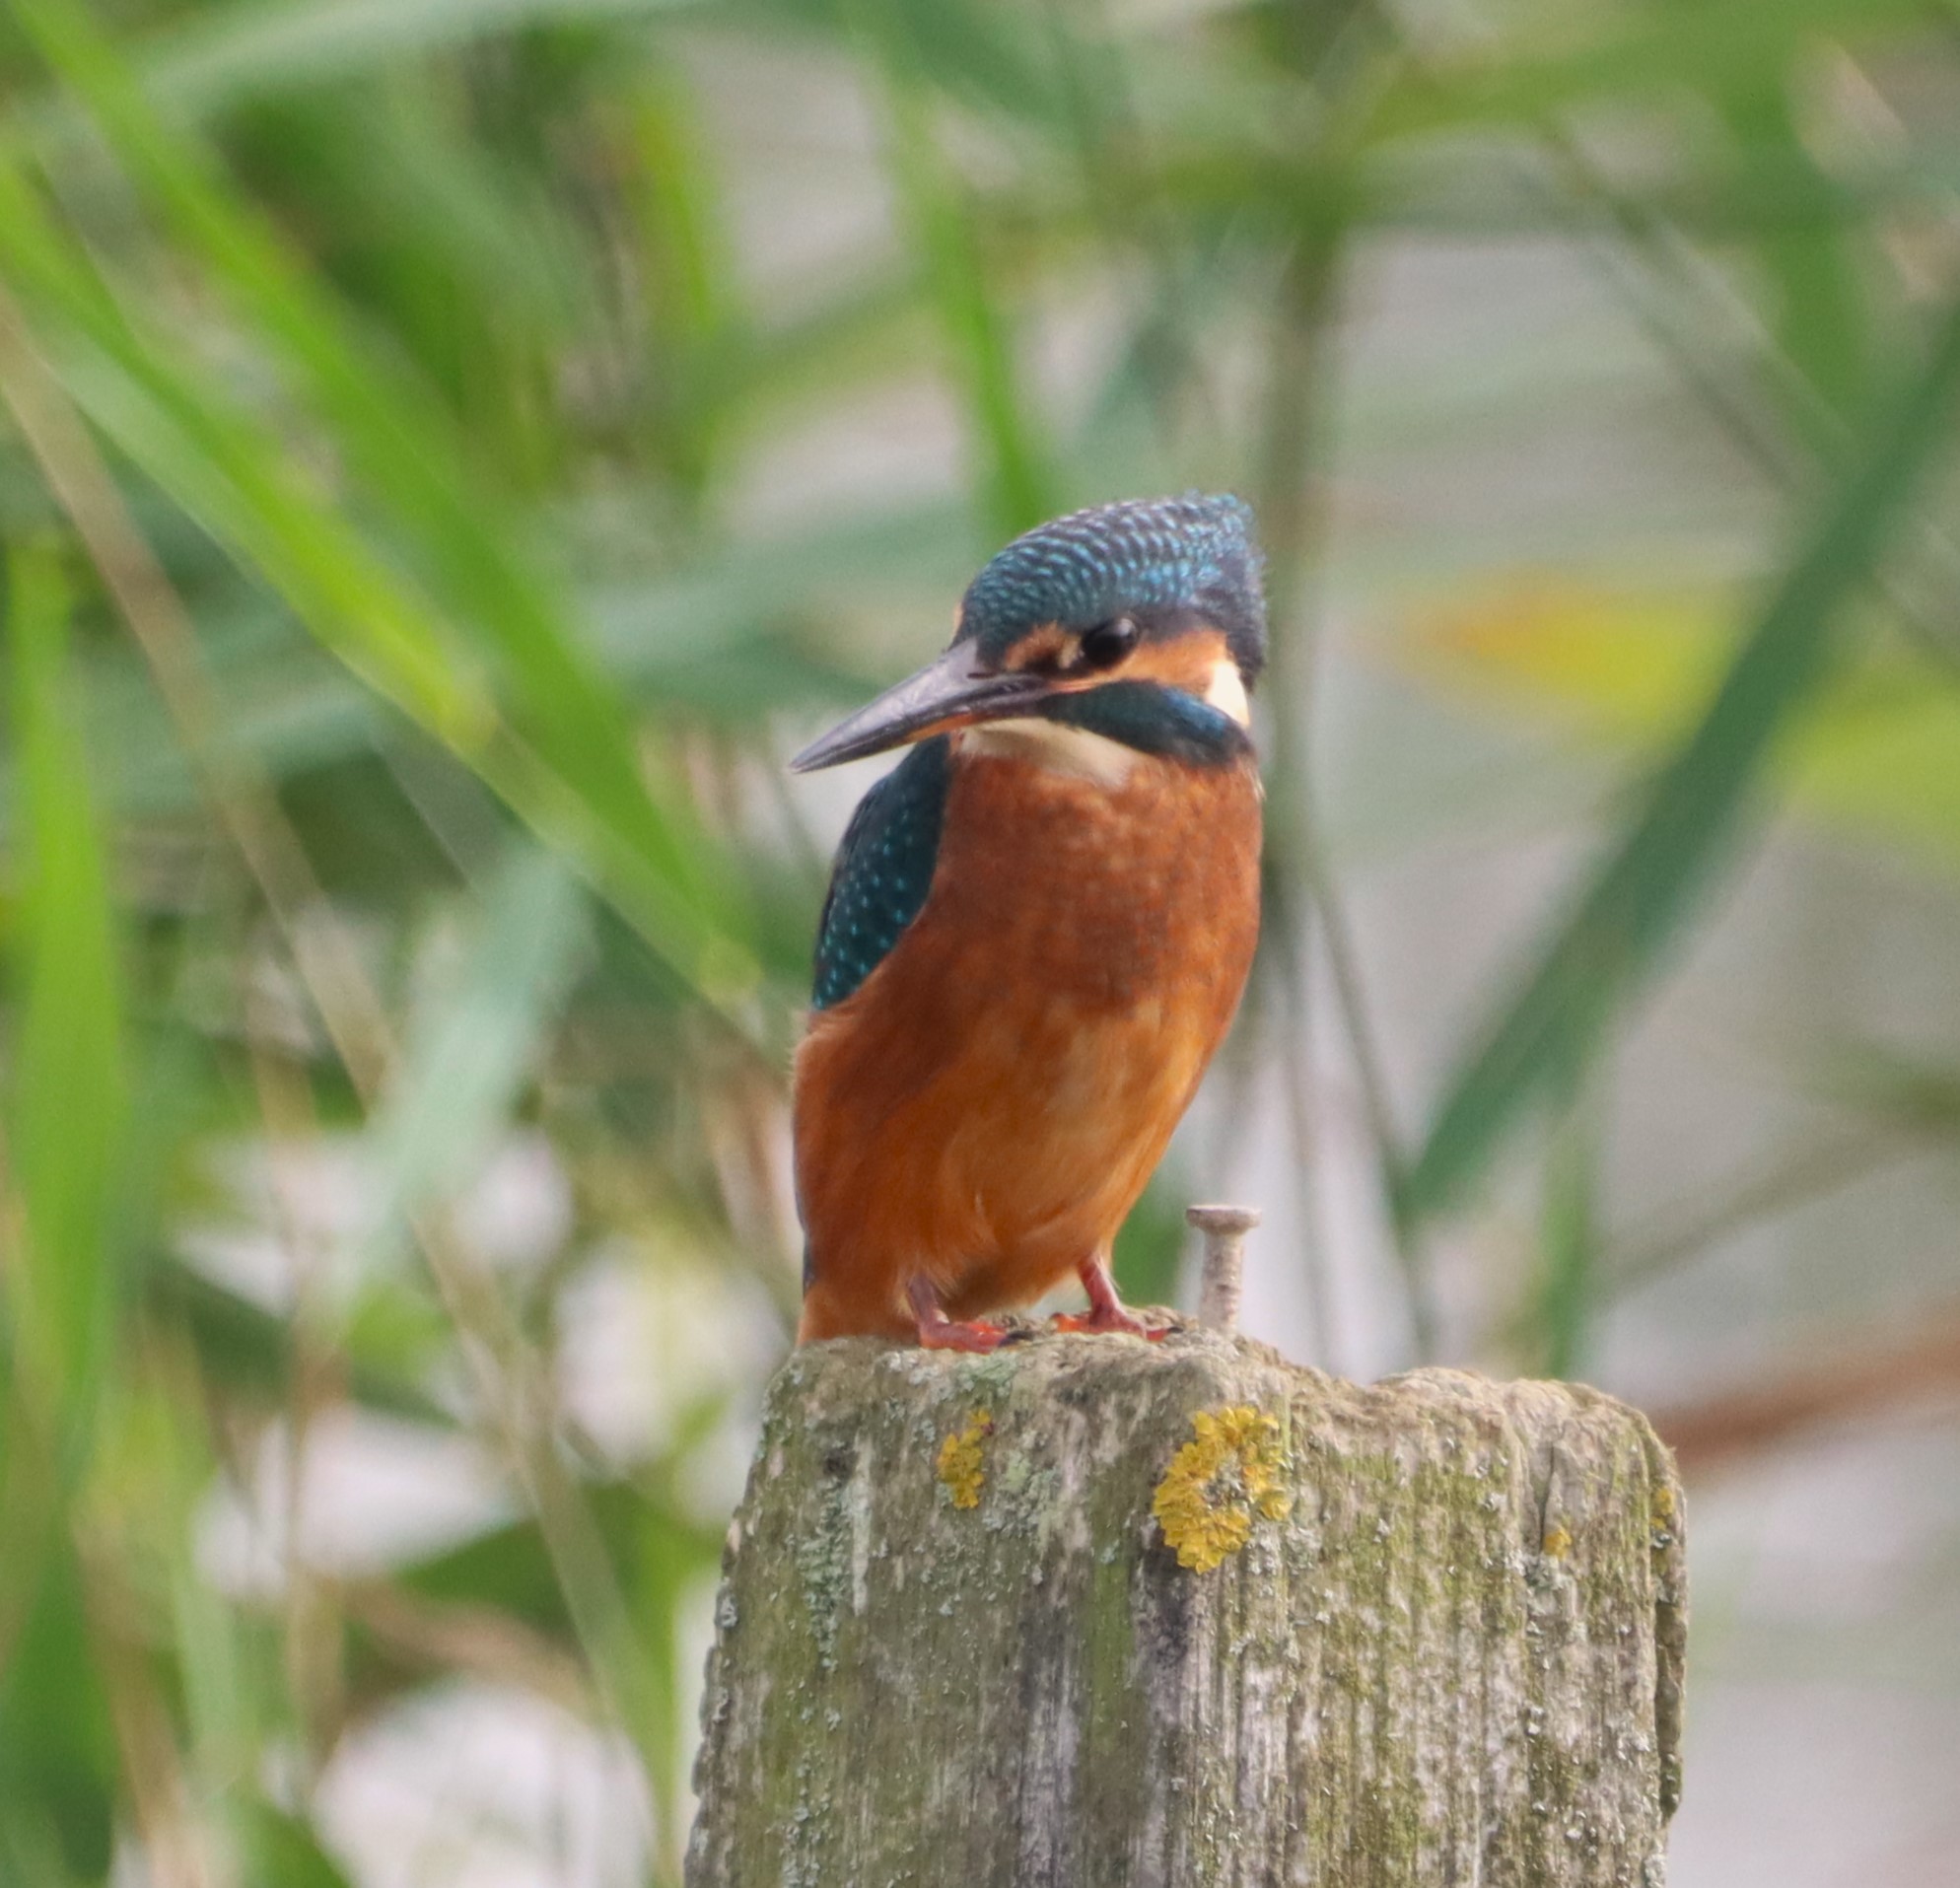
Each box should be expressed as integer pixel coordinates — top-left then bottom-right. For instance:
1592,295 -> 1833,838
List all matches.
794,738 -> 1261,1340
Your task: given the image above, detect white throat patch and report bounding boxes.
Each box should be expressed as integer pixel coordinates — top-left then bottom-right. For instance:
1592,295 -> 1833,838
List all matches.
1204,658 -> 1251,726
959,718 -> 1139,787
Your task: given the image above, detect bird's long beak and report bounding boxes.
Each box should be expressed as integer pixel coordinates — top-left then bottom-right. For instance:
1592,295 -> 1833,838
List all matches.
789,644 -> 1051,773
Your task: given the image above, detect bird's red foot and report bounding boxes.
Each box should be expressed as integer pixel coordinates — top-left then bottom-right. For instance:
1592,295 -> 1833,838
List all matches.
1052,1257 -> 1168,1340
907,1276 -> 1007,1352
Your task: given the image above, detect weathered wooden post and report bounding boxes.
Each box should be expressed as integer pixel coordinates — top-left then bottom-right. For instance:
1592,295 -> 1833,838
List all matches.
687,1321 -> 1685,1886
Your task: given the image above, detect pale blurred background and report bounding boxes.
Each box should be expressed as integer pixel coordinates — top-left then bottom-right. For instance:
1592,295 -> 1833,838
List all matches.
2,1 -> 1958,1882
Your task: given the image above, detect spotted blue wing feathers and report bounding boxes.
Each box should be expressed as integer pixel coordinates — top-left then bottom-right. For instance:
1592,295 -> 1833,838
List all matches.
811,735 -> 951,1011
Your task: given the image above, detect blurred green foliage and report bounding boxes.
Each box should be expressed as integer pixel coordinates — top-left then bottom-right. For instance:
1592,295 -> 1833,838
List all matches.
2,0 -> 1959,1879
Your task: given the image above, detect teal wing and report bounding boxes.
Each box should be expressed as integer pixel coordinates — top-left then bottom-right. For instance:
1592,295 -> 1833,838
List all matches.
811,735 -> 951,1011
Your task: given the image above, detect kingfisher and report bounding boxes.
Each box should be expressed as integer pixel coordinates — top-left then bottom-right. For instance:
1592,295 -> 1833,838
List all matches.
789,494 -> 1266,1351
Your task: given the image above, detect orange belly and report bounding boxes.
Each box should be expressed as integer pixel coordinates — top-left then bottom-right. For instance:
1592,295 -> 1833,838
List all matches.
794,738 -> 1261,1341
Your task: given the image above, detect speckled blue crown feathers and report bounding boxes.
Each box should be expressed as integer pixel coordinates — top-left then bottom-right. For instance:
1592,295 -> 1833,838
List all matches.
955,493 -> 1267,683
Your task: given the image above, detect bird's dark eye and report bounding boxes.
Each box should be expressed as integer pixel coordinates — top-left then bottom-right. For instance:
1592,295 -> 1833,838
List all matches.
1078,617 -> 1139,670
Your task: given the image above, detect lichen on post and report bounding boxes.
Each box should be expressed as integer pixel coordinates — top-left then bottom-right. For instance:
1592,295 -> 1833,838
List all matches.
687,1324 -> 1686,1888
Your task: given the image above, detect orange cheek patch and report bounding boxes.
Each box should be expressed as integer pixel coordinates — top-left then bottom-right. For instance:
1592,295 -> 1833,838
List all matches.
1003,623 -> 1073,671
1118,626 -> 1233,694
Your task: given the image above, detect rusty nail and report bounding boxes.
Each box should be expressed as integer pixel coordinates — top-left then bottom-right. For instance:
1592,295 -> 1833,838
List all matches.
1186,1204 -> 1260,1334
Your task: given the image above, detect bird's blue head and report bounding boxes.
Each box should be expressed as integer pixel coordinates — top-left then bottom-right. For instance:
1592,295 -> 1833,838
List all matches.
791,494 -> 1267,773
953,493 -> 1266,684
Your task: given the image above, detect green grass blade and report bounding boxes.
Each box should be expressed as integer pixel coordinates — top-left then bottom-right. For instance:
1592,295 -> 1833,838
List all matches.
15,0 -> 674,850
9,0 -> 707,134
0,556 -> 124,1869
619,61 -> 750,508
0,165 -> 759,1026
1367,0 -> 1937,142
0,1542 -> 118,1880
237,1806 -> 356,1888
4,546 -> 128,1431
12,0 -> 756,991
1111,1173 -> 1192,1310
843,0 -> 1056,539
1402,292 -> 1960,1222
0,164 -> 488,733
1535,1057 -> 1603,1379
1716,80 -> 1875,442
364,842 -> 589,1256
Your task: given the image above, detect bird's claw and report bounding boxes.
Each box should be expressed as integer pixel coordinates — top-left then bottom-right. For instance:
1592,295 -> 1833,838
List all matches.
1050,1307 -> 1168,1342
908,1276 -> 1009,1352
1055,1255 -> 1168,1340
916,1317 -> 1009,1354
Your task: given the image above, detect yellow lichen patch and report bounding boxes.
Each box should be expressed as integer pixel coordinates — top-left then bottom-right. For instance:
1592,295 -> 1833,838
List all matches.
1650,1482 -> 1678,1537
936,1410 -> 994,1510
1541,1522 -> 1574,1560
1152,1406 -> 1293,1573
